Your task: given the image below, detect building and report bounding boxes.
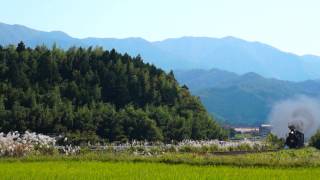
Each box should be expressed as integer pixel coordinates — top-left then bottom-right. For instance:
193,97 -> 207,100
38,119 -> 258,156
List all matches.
234,127 -> 259,134
259,124 -> 272,137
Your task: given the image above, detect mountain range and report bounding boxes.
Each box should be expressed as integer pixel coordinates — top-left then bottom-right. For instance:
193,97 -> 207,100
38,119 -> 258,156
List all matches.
2,22 -> 320,126
175,69 -> 320,126
1,22 -> 320,81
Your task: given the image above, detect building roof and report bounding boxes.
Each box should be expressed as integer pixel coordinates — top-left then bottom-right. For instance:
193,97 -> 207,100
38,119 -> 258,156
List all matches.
260,124 -> 272,127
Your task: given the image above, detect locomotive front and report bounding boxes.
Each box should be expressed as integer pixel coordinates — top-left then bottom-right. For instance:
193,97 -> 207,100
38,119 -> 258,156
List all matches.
285,125 -> 304,148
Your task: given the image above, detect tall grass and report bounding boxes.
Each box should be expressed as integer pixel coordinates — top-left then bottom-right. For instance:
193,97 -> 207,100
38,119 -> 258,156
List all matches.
1,147 -> 320,168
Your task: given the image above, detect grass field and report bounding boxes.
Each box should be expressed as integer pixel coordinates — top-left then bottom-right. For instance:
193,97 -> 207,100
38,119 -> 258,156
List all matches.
1,148 -> 320,179
0,161 -> 320,180
2,147 -> 319,167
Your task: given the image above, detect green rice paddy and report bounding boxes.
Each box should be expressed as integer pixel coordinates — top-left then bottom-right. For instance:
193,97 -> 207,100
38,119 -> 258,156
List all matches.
0,161 -> 319,180
1,148 -> 320,179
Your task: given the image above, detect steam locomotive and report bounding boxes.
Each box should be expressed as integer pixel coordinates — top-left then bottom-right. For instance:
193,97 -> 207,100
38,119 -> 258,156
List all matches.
285,125 -> 304,148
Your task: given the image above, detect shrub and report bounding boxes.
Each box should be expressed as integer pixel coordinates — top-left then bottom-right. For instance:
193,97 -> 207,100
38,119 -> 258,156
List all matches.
0,131 -> 56,157
265,133 -> 284,149
309,130 -> 320,149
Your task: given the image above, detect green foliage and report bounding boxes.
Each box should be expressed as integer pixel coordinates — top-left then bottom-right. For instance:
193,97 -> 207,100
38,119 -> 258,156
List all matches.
265,133 -> 284,149
0,42 -> 226,143
1,148 -> 320,169
309,130 -> 320,149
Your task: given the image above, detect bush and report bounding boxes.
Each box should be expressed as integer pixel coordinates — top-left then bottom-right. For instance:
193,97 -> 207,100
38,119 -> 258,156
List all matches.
0,131 -> 56,157
309,130 -> 320,149
265,133 -> 284,149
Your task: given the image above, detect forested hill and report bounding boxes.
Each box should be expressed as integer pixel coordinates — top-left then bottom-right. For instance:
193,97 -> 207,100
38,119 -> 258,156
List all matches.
0,42 -> 226,144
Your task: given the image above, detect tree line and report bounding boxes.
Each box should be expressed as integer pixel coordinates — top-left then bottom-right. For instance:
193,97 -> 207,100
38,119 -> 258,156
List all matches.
0,42 -> 226,144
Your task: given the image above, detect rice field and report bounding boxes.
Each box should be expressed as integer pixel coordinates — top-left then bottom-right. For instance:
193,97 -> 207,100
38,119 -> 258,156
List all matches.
0,161 -> 319,180
1,148 -> 320,179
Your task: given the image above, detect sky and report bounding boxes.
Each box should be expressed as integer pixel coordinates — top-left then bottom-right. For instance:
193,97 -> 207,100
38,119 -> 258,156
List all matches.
0,0 -> 320,55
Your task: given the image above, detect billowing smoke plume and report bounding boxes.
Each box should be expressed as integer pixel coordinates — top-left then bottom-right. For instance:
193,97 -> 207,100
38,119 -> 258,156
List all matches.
268,96 -> 320,139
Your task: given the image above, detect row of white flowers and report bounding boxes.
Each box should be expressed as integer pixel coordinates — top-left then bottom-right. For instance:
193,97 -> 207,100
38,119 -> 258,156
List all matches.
0,131 -> 81,157
0,131 -> 271,157
177,139 -> 265,149
99,139 -> 270,155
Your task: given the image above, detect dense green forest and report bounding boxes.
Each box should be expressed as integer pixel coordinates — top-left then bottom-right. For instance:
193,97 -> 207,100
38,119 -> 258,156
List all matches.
0,42 -> 226,143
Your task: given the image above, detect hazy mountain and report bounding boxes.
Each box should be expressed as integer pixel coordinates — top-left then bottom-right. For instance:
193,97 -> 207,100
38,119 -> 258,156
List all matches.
0,23 -> 83,48
1,22 -> 320,81
174,69 -> 239,90
175,69 -> 320,126
0,22 -> 187,69
82,37 -> 186,69
155,36 -> 320,81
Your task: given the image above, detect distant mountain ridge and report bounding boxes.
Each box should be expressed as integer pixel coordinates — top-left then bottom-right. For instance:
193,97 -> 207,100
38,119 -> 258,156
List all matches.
175,69 -> 320,126
0,23 -> 181,70
1,22 -> 320,81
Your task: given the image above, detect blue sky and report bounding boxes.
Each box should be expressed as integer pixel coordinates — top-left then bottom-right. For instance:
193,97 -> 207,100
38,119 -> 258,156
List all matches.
1,0 -> 320,55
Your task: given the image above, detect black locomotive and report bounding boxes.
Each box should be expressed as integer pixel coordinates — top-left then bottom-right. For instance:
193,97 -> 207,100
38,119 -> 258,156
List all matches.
285,125 -> 304,148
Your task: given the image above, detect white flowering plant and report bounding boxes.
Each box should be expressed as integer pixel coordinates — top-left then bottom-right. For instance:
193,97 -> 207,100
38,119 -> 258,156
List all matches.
0,131 -> 274,157
99,139 -> 272,156
0,131 -> 56,157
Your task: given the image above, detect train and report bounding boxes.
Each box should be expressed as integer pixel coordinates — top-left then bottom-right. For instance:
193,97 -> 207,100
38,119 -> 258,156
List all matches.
285,125 -> 304,148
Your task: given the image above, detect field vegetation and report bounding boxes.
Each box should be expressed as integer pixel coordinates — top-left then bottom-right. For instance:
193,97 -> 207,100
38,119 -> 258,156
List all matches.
0,147 -> 319,167
1,161 -> 320,180
1,148 -> 320,179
